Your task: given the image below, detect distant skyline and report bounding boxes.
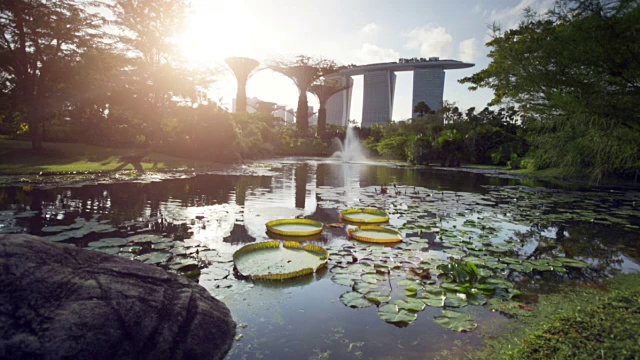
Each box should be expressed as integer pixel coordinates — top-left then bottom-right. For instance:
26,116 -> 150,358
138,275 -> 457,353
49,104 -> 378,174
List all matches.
176,0 -> 555,123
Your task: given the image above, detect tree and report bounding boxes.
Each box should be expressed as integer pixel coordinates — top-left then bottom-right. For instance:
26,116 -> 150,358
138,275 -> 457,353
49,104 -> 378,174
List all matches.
270,55 -> 339,134
309,78 -> 351,136
460,0 -> 640,180
225,57 -> 259,113
413,101 -> 433,117
108,0 -> 206,146
0,0 -> 106,151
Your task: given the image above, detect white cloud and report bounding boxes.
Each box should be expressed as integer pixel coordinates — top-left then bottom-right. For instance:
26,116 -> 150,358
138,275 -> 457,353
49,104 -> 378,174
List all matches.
473,4 -> 490,17
351,43 -> 399,64
490,0 -> 555,30
403,26 -> 453,58
458,38 -> 478,63
360,23 -> 380,35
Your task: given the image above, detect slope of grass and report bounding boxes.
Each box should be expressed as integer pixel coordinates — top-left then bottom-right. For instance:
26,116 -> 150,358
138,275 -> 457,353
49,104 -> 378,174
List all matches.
470,274 -> 640,360
0,140 -> 223,174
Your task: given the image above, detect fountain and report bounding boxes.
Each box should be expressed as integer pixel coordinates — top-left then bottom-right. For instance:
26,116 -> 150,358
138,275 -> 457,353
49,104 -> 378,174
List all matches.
331,126 -> 366,162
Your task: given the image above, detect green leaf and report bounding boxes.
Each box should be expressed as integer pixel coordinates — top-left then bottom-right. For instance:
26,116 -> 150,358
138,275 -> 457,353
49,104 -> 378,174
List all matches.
88,237 -> 129,248
556,258 -> 589,269
396,298 -> 426,312
378,304 -> 418,326
136,251 -> 171,265
434,310 -> 477,332
444,294 -> 468,308
340,291 -> 375,308
233,242 -> 327,279
331,274 -> 360,287
364,291 -> 391,304
421,296 -> 445,307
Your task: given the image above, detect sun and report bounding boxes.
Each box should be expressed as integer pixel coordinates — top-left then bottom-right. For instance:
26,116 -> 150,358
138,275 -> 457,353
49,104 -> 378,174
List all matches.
175,1 -> 259,68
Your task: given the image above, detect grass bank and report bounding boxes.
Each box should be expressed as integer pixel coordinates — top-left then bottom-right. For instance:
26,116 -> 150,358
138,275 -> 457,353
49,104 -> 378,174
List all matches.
0,140 -> 221,175
470,274 -> 640,359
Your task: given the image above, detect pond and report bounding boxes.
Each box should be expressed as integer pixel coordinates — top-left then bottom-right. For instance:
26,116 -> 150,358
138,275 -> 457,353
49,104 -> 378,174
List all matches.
1,158 -> 639,359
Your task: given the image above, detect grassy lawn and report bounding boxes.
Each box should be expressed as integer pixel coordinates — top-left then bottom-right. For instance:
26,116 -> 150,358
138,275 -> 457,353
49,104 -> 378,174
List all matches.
463,164 -> 510,170
0,139 -> 220,174
470,274 -> 640,360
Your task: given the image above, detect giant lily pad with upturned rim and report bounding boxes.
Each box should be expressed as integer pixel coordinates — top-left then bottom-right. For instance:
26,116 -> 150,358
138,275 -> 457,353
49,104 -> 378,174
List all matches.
265,219 -> 324,237
340,208 -> 390,224
233,241 -> 328,280
348,226 -> 402,243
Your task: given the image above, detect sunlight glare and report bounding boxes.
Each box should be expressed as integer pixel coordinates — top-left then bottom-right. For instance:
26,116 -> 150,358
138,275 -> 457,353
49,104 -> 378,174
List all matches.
176,1 -> 259,68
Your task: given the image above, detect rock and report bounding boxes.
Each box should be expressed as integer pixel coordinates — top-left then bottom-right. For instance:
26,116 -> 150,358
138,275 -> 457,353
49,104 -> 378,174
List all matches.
0,234 -> 235,359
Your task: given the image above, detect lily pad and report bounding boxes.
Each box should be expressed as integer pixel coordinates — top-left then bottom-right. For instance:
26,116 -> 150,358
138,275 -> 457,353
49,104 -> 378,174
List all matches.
434,310 -> 477,332
127,234 -> 164,243
378,304 -> 418,326
396,298 -> 426,312
233,241 -> 328,280
168,258 -> 199,272
93,247 -> 120,255
421,296 -> 445,307
444,294 -> 468,308
120,246 -> 142,254
88,238 -> 128,248
136,251 -> 172,265
556,258 -> 589,269
41,225 -> 73,233
353,281 -> 377,294
348,226 -> 402,243
341,208 -> 390,224
340,291 -> 375,308
331,273 -> 360,287
365,291 -> 391,304
265,219 -> 323,237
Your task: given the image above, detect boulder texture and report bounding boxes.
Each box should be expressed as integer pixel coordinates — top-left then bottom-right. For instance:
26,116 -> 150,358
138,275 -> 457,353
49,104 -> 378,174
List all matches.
0,234 -> 236,359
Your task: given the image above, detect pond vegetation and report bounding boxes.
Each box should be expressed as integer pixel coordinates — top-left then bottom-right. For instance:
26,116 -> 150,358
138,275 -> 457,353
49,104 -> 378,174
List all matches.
1,160 -> 638,358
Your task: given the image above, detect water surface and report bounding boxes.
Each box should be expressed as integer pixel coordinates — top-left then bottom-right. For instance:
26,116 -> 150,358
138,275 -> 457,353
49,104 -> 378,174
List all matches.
1,159 -> 639,359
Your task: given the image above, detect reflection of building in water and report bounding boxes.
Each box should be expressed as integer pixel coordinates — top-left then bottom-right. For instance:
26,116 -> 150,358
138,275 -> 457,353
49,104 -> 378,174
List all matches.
295,163 -> 309,209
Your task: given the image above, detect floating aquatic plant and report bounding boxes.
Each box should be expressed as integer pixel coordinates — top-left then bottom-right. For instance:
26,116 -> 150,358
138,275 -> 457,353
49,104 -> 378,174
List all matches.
378,304 -> 418,326
233,241 -> 328,280
340,208 -> 390,224
434,310 -> 477,332
265,219 -> 324,237
348,225 -> 402,243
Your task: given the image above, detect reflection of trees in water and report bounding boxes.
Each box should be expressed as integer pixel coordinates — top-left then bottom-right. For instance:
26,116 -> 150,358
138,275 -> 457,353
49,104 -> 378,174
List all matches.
508,222 -> 635,290
2,174 -> 273,232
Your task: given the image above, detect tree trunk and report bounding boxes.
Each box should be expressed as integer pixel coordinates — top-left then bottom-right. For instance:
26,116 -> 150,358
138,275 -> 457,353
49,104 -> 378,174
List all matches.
296,91 -> 308,134
316,101 -> 327,137
28,99 -> 43,152
236,79 -> 247,113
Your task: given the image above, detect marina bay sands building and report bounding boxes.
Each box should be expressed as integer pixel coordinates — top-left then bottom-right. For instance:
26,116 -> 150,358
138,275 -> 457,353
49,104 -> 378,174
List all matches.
326,57 -> 473,127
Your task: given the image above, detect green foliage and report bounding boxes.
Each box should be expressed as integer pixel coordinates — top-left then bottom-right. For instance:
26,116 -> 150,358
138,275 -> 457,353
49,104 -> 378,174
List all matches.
413,101 -> 434,117
437,260 -> 483,285
362,105 -> 528,168
376,135 -> 410,159
437,129 -> 465,167
460,0 -> 640,181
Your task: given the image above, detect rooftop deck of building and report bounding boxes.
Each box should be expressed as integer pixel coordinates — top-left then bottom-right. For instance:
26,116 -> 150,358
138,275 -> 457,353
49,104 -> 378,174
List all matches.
333,57 -> 474,77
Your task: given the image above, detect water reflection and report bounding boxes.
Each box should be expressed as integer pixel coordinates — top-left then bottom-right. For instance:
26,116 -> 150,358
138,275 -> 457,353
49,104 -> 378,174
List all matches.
1,159 -> 639,360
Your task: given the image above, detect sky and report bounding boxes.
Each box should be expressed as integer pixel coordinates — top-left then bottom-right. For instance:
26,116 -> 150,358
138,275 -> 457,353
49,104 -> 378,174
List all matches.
175,0 -> 555,123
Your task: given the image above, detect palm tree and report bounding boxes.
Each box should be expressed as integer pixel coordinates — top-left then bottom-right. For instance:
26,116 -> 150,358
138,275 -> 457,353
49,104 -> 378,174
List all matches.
270,55 -> 339,134
225,57 -> 259,113
309,77 -> 352,136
